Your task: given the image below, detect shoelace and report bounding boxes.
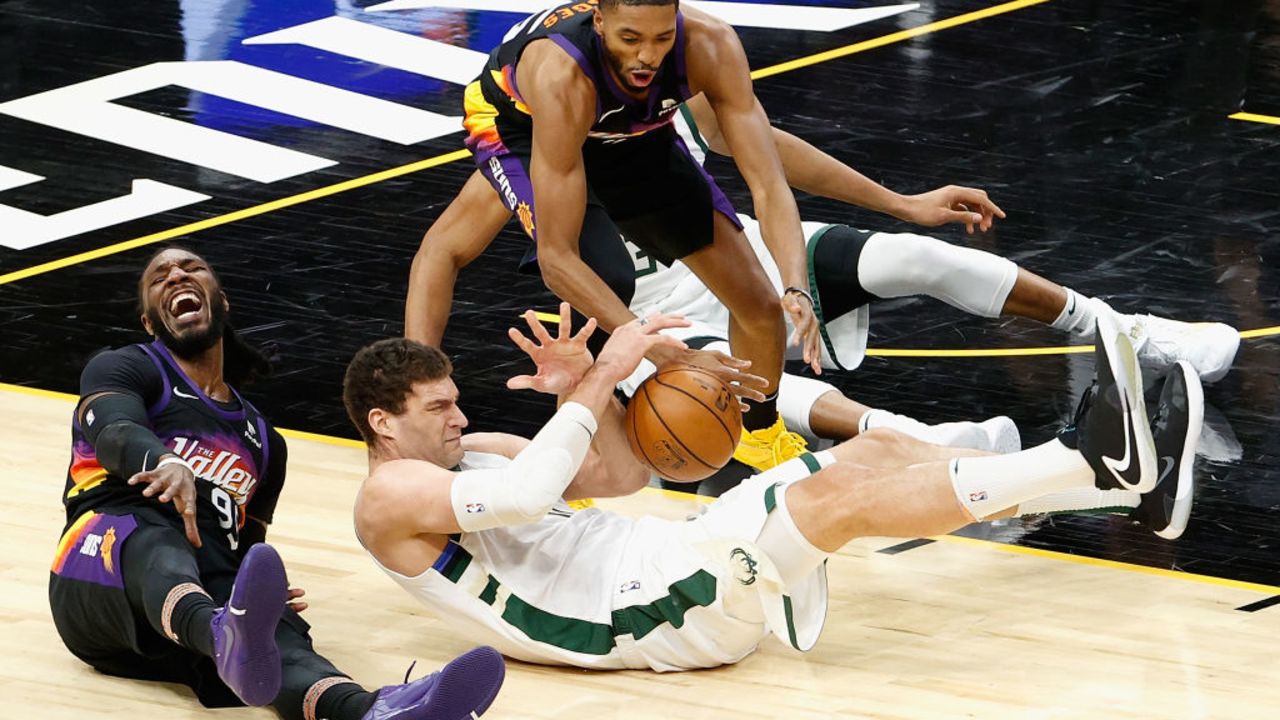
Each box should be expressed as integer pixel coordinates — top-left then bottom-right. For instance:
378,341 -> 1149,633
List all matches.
771,431 -> 809,466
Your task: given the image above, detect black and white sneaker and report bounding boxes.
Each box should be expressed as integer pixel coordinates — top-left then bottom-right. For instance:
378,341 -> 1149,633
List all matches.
1132,360 -> 1202,540
1076,314 -> 1157,493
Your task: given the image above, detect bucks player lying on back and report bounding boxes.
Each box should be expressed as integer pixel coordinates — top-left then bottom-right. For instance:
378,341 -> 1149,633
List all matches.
50,246 -> 505,720
348,306 -> 1201,671
406,96 -> 1238,459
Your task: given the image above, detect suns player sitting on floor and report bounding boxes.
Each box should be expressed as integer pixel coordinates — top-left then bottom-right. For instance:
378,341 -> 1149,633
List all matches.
405,97 -> 1239,462
347,305 -> 1201,672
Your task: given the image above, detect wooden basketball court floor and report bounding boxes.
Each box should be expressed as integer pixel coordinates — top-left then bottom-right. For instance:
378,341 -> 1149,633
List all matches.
3,0 -> 1280,717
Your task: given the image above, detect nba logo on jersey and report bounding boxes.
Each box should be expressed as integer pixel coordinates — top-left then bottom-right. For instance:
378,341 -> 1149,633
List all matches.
969,491 -> 988,502
465,503 -> 486,514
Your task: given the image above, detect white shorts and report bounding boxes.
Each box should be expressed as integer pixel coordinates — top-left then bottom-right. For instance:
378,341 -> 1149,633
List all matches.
375,454 -> 834,671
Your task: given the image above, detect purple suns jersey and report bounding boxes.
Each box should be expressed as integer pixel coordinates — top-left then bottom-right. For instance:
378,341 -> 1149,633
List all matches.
64,342 -> 286,555
463,1 -> 692,160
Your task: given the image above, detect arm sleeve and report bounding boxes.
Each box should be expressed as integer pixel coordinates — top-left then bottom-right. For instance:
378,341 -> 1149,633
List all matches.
245,428 -> 288,526
78,348 -> 174,477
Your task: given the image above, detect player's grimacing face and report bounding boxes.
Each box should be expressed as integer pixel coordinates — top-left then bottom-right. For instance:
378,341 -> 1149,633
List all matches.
395,378 -> 469,468
594,5 -> 677,93
139,249 -> 227,357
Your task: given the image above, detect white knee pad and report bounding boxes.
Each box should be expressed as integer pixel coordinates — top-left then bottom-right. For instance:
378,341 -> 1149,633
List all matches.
777,373 -> 840,440
857,232 -> 1018,318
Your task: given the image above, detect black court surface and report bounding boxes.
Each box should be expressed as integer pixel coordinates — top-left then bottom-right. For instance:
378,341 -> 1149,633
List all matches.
2,1 -> 1278,591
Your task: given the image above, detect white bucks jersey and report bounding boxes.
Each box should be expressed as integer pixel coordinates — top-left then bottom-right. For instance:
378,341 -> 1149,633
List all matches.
364,451 -> 832,671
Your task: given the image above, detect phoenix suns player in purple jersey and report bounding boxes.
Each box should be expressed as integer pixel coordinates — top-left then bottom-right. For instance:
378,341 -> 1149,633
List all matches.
460,0 -> 818,471
49,247 -> 505,720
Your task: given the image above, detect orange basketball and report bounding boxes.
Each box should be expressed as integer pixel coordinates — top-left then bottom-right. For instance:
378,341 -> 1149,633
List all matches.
625,364 -> 743,482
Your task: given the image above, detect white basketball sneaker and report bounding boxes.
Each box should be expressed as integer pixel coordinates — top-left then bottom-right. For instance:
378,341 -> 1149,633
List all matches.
860,410 -> 1020,453
1111,309 -> 1240,383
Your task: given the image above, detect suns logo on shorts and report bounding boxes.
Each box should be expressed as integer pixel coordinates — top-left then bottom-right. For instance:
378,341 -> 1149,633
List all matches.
516,201 -> 535,236
729,547 -> 759,586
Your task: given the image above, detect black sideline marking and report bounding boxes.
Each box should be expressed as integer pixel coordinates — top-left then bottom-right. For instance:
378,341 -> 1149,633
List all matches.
877,538 -> 936,555
1235,595 -> 1280,613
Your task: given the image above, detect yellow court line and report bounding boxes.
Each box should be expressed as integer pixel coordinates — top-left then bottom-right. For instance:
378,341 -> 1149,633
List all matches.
1229,111 -> 1280,126
0,0 -> 1048,287
0,381 -> 367,449
935,534 -> 1280,596
0,149 -> 473,287
751,0 -> 1052,80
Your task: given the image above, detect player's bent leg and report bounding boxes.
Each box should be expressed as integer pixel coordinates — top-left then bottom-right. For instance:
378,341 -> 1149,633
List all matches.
682,213 -> 808,470
855,231 -> 1018,318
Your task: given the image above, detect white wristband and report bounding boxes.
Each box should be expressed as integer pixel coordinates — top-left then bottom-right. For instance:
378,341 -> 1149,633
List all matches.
156,456 -> 191,472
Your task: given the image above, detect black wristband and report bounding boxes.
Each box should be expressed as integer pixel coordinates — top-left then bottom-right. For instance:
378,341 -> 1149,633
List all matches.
784,286 -> 814,306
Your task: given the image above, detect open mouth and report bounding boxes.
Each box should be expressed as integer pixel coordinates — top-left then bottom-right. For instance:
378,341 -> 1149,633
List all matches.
629,69 -> 655,87
167,289 -> 205,324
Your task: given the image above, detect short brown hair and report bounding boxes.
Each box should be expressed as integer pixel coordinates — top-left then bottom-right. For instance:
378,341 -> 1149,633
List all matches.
343,338 -> 453,445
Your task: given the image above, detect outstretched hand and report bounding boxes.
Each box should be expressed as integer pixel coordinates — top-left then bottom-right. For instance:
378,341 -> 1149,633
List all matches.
592,312 -> 691,384
128,460 -> 201,547
666,348 -> 769,408
507,302 -> 598,395
900,185 -> 1006,234
782,289 -> 823,374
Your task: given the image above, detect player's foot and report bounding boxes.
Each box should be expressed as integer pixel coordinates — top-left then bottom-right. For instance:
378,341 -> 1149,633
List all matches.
1073,314 -> 1157,493
210,543 -> 288,706
1131,360 -> 1202,540
859,411 -> 1020,453
1112,308 -> 1240,383
363,646 -> 506,720
733,414 -> 809,471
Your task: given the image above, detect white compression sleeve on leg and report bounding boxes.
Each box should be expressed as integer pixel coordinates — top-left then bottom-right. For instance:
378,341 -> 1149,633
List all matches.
778,373 -> 841,439
450,401 -> 597,532
857,232 -> 1018,318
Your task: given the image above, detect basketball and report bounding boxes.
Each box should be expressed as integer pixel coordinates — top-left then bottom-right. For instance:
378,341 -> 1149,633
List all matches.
625,364 -> 743,482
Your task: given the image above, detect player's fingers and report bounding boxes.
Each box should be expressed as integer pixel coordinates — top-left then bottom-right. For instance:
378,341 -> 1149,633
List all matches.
288,587 -> 306,600
158,480 -> 181,503
127,470 -> 153,486
524,310 -> 555,345
706,350 -> 750,369
506,375 -> 537,390
571,316 -> 598,344
141,477 -> 167,498
556,302 -> 572,339
641,312 -> 689,332
648,335 -> 688,353
507,327 -> 538,355
288,601 -> 309,613
177,498 -> 201,547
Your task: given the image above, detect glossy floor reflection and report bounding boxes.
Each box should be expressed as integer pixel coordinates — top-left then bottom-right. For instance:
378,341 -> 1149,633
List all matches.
1,0 -> 1277,589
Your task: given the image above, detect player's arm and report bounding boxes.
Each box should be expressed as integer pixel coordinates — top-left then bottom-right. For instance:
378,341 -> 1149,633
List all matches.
406,171 -> 512,346
519,41 -> 639,335
366,315 -> 684,536
241,427 -> 288,552
77,349 -> 201,546
684,95 -> 1004,232
683,11 -> 821,369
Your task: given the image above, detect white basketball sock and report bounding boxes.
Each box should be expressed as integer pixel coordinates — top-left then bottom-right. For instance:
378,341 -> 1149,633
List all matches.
1016,487 -> 1139,516
1050,288 -> 1100,337
949,438 -> 1094,520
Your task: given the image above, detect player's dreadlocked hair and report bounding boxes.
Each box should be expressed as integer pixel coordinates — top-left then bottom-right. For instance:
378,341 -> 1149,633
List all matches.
136,245 -> 274,387
342,338 -> 453,447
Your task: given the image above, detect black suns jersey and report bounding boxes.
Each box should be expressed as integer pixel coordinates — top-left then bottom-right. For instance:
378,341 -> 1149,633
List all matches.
65,341 -> 286,561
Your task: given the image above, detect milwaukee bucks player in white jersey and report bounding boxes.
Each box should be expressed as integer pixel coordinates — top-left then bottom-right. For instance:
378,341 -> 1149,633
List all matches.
348,305 -> 1200,671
